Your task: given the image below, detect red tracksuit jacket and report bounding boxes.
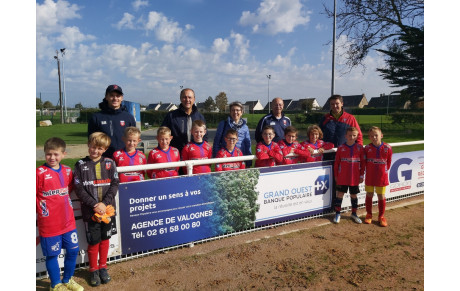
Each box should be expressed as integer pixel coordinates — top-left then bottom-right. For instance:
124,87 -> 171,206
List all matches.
364,142 -> 393,187
278,139 -> 312,164
301,140 -> 335,162
255,141 -> 283,167
36,164 -> 76,237
181,141 -> 212,174
113,149 -> 146,182
147,147 -> 181,179
334,143 -> 365,186
215,147 -> 246,171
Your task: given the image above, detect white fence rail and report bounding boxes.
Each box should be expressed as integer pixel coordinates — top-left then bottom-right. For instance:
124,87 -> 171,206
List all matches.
118,140 -> 424,175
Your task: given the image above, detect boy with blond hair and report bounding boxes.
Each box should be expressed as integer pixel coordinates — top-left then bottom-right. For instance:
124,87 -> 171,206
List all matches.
147,126 -> 181,178
181,120 -> 213,174
363,126 -> 393,227
113,127 -> 146,182
74,132 -> 119,286
215,129 -> 246,171
255,125 -> 283,167
278,126 -> 312,164
333,127 -> 365,224
37,137 -> 84,291
301,124 -> 334,162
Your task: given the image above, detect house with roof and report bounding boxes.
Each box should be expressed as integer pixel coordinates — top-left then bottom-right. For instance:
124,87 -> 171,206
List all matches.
367,94 -> 411,109
196,102 -> 219,113
147,103 -> 161,111
244,100 -> 264,113
322,94 -> 368,111
285,98 -> 321,112
157,103 -> 177,111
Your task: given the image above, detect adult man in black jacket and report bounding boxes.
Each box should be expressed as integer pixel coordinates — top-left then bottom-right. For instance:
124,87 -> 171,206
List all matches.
88,84 -> 136,158
161,88 -> 207,155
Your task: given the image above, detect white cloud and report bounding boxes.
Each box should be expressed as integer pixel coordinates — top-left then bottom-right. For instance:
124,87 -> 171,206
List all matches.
132,0 -> 148,11
239,0 -> 310,35
36,0 -> 81,33
212,38 -> 230,55
230,32 -> 250,62
117,13 -> 136,30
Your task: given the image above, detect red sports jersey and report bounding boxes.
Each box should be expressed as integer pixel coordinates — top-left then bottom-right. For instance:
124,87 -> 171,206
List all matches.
255,141 -> 283,168
215,147 -> 246,171
181,141 -> 212,174
334,143 -> 365,186
364,142 -> 393,187
278,140 -> 312,164
147,147 -> 181,179
36,164 -> 76,237
113,149 -> 147,182
301,140 -> 334,162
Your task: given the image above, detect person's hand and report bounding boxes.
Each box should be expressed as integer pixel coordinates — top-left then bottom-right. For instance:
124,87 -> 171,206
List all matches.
307,147 -> 314,154
94,203 -> 106,215
318,147 -> 324,154
106,205 -> 115,217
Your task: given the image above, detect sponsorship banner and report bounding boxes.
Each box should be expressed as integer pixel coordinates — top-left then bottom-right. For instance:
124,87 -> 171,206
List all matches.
255,162 -> 333,226
341,150 -> 424,207
36,192 -> 121,274
118,169 -> 261,254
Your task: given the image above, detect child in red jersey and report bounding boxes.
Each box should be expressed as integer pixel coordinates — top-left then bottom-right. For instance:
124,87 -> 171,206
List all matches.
181,120 -> 212,174
36,138 -> 84,291
278,126 -> 312,165
147,126 -> 181,178
363,126 -> 393,227
74,132 -> 119,287
301,124 -> 334,162
113,127 -> 146,182
255,125 -> 283,167
215,129 -> 246,171
333,127 -> 365,224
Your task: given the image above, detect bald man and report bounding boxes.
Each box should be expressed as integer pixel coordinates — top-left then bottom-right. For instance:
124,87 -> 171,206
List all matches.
255,97 -> 291,143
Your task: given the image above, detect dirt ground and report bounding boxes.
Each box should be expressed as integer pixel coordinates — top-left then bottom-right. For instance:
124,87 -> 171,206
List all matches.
37,195 -> 424,290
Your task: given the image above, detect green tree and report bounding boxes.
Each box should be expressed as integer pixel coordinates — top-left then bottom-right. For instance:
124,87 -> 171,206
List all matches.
203,96 -> 217,112
36,98 -> 43,109
75,102 -> 84,110
215,92 -> 228,112
43,101 -> 54,109
325,0 -> 424,69
376,26 -> 424,103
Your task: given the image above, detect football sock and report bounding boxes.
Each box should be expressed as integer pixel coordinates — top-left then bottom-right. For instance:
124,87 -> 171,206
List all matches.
62,247 -> 79,283
378,198 -> 386,218
46,255 -> 61,288
351,197 -> 358,214
365,195 -> 373,215
334,198 -> 343,213
98,239 -> 110,269
87,243 -> 100,272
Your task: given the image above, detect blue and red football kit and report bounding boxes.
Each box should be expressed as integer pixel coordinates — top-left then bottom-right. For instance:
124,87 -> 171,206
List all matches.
334,143 -> 365,186
278,139 -> 312,164
255,141 -> 283,167
147,147 -> 181,179
113,149 -> 147,182
319,110 -> 363,146
215,147 -> 246,171
181,141 -> 212,174
36,164 -> 76,238
301,140 -> 335,162
364,142 -> 392,187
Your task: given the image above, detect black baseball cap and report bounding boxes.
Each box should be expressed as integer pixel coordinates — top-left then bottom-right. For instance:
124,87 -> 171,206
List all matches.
105,84 -> 123,95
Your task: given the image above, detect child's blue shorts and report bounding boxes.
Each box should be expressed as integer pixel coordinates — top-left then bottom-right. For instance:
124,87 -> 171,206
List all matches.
40,229 -> 79,257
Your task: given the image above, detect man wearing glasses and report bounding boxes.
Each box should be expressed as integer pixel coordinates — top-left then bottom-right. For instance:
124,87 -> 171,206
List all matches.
88,84 -> 136,157
255,97 -> 291,143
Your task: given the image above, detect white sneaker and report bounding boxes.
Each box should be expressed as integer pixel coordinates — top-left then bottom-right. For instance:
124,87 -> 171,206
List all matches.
351,213 -> 362,224
333,213 -> 341,224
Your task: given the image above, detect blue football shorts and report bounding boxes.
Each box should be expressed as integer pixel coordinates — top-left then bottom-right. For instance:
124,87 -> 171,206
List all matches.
40,229 -> 79,257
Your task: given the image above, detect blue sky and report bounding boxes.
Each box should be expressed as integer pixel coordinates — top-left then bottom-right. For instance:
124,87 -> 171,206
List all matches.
36,0 -> 396,109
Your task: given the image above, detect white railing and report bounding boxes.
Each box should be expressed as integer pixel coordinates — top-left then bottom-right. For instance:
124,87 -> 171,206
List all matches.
118,140 -> 424,176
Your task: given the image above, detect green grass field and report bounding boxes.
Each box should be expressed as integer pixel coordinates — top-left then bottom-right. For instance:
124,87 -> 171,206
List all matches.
36,123 -> 88,146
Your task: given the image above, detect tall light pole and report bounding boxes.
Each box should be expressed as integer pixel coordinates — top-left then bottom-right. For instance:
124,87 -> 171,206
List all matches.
266,74 -> 271,113
60,48 -> 67,123
331,0 -> 336,96
54,50 -> 64,124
